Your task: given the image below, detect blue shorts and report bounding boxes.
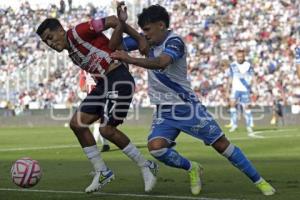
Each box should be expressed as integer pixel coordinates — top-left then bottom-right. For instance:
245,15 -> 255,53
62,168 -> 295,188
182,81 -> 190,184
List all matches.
230,91 -> 251,104
148,104 -> 224,146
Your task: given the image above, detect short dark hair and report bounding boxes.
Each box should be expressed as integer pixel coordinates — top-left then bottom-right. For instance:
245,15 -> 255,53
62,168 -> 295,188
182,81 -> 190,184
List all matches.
138,4 -> 170,28
36,18 -> 62,36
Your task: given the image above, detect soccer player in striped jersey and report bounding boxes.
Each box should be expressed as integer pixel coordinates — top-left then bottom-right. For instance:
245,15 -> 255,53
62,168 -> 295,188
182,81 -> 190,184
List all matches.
36,10 -> 158,193
111,4 -> 275,196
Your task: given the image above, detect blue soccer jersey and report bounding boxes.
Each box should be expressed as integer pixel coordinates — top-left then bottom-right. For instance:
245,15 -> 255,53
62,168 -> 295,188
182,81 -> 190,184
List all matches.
123,31 -> 223,145
124,31 -> 197,104
229,61 -> 254,104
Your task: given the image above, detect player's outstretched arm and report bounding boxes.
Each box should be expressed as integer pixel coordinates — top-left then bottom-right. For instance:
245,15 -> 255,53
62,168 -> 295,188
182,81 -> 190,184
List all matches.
110,2 -> 148,55
111,50 -> 171,70
108,18 -> 125,51
109,2 -> 131,51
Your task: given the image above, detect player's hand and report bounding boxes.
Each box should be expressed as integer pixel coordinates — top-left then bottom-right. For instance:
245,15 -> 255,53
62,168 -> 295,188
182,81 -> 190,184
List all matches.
138,37 -> 149,56
111,50 -> 132,63
117,1 -> 127,22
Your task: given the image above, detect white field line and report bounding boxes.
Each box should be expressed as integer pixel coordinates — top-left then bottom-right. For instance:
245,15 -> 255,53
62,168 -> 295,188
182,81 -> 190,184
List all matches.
0,188 -> 241,200
0,144 -> 79,152
0,128 -> 299,152
247,128 -> 299,139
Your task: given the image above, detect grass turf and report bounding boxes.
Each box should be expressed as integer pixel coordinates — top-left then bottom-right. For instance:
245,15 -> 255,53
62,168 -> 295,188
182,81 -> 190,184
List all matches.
0,125 -> 299,200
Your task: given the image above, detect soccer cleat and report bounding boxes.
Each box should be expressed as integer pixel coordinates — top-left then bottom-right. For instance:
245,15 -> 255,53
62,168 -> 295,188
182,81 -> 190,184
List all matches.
141,160 -> 158,192
270,116 -> 276,125
188,161 -> 203,195
85,169 -> 115,193
229,125 -> 237,133
256,179 -> 276,196
246,127 -> 253,134
101,144 -> 110,152
225,123 -> 233,128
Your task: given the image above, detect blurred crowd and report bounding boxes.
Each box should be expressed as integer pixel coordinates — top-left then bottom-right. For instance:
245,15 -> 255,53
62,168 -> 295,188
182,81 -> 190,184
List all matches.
0,0 -> 299,113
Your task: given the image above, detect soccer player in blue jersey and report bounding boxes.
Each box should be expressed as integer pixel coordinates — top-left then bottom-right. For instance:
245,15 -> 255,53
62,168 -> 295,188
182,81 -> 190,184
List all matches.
111,4 -> 275,196
227,49 -> 255,134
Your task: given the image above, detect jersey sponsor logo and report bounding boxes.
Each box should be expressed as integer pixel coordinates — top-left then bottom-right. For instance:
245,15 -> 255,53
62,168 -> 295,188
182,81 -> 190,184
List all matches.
167,44 -> 180,51
84,53 -> 105,74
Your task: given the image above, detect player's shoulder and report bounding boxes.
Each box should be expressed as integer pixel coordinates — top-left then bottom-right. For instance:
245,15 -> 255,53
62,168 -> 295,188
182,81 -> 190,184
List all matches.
244,60 -> 252,67
164,31 -> 185,46
229,61 -> 237,68
74,20 -> 102,41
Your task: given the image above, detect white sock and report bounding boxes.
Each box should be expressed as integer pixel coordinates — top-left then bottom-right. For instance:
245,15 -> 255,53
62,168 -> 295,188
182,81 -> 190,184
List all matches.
99,134 -> 109,145
92,123 -> 100,142
83,145 -> 107,171
122,142 -> 147,167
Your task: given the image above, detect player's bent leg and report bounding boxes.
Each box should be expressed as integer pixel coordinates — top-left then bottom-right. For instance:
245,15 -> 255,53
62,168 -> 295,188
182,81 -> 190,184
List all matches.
243,104 -> 253,134
212,136 -> 275,195
229,100 -> 238,132
69,111 -> 114,193
69,111 -> 99,147
100,135 -> 110,152
99,125 -> 130,149
100,125 -> 158,192
148,138 -> 203,195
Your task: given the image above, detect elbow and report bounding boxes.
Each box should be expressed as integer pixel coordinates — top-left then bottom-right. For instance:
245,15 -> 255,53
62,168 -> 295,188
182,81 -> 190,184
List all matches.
157,62 -> 169,70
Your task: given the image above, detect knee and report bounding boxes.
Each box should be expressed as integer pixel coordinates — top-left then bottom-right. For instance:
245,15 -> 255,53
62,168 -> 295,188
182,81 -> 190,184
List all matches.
212,136 -> 230,154
69,117 -> 81,132
99,125 -> 116,139
147,138 -> 169,151
148,138 -> 169,158
149,148 -> 168,159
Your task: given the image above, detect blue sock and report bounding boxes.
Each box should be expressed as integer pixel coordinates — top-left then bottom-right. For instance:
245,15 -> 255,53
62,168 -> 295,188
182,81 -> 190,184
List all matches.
223,144 -> 261,183
150,148 -> 191,170
230,108 -> 237,126
244,109 -> 253,128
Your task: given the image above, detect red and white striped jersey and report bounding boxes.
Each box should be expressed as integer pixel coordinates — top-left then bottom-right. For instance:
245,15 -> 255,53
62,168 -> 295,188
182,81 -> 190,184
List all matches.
67,18 -> 113,80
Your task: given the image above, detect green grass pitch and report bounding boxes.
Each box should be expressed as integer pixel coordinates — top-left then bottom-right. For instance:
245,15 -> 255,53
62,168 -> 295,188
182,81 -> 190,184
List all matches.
0,125 -> 299,200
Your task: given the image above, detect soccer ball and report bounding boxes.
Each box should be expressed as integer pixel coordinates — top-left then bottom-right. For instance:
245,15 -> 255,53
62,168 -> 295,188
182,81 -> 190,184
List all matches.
11,157 -> 42,188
